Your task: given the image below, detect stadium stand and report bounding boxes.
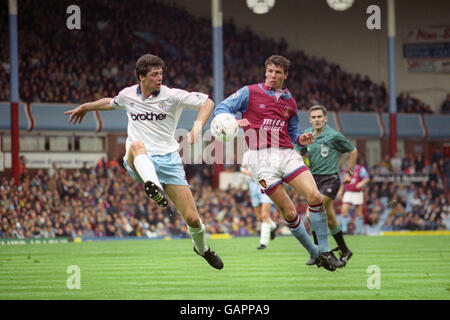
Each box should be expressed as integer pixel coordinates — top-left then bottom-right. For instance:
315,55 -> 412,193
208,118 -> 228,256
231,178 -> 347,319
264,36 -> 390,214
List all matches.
0,0 -> 440,113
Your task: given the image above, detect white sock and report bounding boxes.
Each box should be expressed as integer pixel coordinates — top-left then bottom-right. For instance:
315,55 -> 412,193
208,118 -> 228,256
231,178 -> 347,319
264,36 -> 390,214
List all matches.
188,222 -> 207,255
260,222 -> 271,246
269,218 -> 277,231
133,154 -> 162,189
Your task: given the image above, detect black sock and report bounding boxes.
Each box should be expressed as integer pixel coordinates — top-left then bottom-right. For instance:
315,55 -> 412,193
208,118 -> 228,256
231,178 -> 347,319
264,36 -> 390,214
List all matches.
332,231 -> 348,252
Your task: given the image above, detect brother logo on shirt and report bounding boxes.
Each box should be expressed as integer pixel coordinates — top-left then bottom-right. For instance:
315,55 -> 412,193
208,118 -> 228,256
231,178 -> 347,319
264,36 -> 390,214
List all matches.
130,112 -> 167,121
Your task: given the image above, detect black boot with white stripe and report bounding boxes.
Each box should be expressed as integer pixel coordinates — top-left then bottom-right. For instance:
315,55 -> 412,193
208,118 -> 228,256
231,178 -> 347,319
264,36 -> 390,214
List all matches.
144,181 -> 168,207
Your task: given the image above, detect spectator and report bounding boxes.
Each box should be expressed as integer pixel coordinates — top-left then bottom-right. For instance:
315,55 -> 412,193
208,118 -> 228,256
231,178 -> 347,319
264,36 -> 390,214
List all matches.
18,156 -> 27,181
80,162 -> 91,176
401,154 -> 414,173
48,162 -> 58,178
95,157 -> 107,178
390,152 -> 402,173
415,155 -> 426,173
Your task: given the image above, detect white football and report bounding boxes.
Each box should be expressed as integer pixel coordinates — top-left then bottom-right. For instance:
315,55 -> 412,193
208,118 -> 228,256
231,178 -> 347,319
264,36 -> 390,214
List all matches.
210,113 -> 238,142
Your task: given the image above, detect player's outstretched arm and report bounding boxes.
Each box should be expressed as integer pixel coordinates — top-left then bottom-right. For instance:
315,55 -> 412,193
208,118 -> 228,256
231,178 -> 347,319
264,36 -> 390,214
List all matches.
346,148 -> 358,171
343,148 -> 358,184
188,98 -> 214,144
65,98 -> 114,124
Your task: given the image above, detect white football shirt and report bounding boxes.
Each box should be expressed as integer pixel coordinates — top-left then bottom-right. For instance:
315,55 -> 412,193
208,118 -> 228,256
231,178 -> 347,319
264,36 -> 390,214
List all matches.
110,84 -> 208,156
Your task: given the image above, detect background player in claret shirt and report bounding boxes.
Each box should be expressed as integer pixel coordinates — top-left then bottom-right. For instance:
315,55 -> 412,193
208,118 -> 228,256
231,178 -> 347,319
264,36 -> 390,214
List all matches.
337,159 -> 370,235
215,55 -> 343,271
64,54 -> 223,270
297,105 -> 357,267
241,150 -> 279,250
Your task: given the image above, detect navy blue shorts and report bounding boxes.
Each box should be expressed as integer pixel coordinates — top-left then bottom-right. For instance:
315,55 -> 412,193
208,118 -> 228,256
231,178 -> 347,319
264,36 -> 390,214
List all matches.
313,174 -> 340,200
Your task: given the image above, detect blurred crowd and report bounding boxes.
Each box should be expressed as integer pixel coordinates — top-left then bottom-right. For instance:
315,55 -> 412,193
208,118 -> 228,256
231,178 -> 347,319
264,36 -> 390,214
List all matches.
361,150 -> 450,233
0,0 -> 441,113
0,159 -> 277,240
1,150 -> 449,240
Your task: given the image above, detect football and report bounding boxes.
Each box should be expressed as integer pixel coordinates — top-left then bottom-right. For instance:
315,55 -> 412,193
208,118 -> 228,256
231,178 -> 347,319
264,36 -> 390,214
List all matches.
210,113 -> 238,142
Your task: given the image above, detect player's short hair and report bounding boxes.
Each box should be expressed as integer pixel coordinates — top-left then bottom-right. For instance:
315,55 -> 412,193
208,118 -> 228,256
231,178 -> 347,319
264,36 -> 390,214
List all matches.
265,55 -> 291,73
136,54 -> 165,80
308,105 -> 328,116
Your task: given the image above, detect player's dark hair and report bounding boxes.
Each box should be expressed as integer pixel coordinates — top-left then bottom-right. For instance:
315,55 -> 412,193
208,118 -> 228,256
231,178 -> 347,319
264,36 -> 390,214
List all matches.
265,55 -> 291,73
309,105 -> 327,116
136,54 -> 165,80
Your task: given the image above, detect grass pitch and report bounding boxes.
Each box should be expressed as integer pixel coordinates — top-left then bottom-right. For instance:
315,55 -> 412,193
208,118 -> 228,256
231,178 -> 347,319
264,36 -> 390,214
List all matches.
0,235 -> 449,300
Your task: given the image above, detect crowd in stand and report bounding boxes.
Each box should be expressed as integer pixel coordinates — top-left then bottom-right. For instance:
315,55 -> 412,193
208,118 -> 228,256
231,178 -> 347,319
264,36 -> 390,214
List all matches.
1,150 -> 449,240
0,0 -> 448,239
360,150 -> 450,233
0,0 -> 442,113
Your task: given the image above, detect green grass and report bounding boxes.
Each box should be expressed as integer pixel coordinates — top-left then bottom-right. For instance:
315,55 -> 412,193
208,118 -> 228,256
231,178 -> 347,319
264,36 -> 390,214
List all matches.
0,235 -> 449,300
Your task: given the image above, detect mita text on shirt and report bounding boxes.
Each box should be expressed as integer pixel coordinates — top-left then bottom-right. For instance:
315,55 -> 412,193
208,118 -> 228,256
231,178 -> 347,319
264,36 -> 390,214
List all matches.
130,112 -> 167,121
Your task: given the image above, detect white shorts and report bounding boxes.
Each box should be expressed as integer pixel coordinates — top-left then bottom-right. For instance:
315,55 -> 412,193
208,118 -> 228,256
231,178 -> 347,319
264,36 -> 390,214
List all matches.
245,147 -> 309,195
342,191 -> 364,206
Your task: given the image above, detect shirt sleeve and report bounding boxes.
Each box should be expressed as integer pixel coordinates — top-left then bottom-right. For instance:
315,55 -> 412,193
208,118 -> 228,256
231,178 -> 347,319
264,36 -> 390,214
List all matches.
287,112 -> 303,146
109,94 -> 127,109
171,89 -> 208,110
214,86 -> 250,116
334,132 -> 355,153
359,167 -> 369,179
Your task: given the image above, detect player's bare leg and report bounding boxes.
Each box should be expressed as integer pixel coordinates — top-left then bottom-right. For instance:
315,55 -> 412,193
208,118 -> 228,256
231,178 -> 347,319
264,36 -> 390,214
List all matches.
254,205 -> 262,221
324,197 -> 339,229
287,171 -> 343,270
165,185 -> 223,270
128,141 -> 167,207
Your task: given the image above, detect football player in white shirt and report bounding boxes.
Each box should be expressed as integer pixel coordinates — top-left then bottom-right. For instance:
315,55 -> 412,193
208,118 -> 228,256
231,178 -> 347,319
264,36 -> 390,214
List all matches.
65,54 -> 223,270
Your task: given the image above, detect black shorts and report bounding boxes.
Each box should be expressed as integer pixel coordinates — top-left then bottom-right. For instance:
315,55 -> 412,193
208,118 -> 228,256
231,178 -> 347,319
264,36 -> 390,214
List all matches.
313,174 -> 341,200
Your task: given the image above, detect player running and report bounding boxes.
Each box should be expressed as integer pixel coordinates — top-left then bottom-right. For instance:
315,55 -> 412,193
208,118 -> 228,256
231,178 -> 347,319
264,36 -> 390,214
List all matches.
241,150 -> 279,250
297,105 -> 356,266
64,54 -> 223,270
215,55 -> 343,271
337,160 -> 370,235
